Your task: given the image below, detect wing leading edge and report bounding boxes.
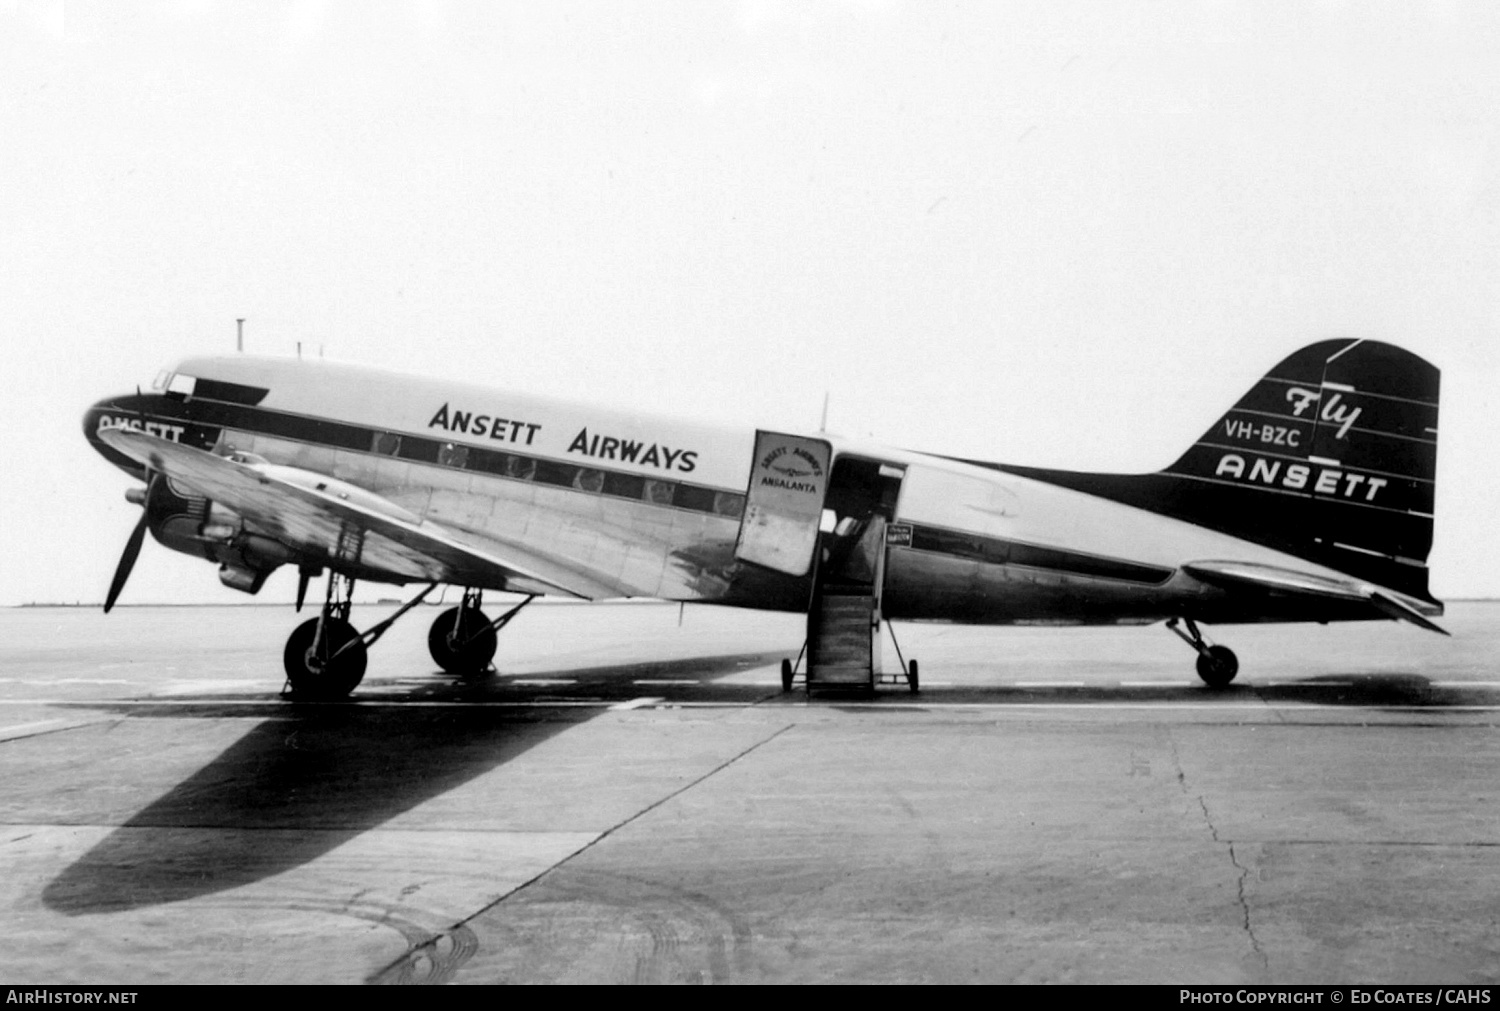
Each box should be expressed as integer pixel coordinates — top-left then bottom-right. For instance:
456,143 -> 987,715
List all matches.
98,427 -> 611,598
1182,560 -> 1448,635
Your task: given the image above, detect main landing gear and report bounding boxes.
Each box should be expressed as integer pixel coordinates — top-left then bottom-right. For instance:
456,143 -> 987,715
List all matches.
1167,617 -> 1239,688
282,575 -> 437,700
280,579 -> 534,699
427,589 -> 534,678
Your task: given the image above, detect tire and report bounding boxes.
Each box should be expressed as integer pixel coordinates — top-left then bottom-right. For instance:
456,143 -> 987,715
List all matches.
780,658 -> 794,693
428,606 -> 498,676
908,658 -> 919,694
284,617 -> 367,699
1195,645 -> 1239,688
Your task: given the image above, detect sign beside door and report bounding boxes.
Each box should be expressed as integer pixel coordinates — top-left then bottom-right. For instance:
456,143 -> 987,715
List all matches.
734,431 -> 832,577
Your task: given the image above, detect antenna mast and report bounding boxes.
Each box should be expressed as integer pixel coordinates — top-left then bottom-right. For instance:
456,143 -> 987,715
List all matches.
236,317 -> 244,352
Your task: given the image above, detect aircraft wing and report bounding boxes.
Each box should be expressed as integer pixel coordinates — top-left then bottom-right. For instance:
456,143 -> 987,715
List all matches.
98,427 -> 612,598
1182,560 -> 1448,635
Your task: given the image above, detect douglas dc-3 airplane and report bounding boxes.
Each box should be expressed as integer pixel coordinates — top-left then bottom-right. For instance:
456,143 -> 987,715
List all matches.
83,338 -> 1443,699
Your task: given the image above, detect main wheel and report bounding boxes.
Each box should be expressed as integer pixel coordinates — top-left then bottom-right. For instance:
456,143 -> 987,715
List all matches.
428,606 -> 498,676
284,617 -> 367,699
780,658 -> 794,692
1195,645 -> 1239,688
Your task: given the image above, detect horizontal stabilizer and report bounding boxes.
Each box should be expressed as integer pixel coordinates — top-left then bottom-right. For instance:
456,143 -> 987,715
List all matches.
98,427 -> 612,598
1183,560 -> 1447,635
1368,590 -> 1450,635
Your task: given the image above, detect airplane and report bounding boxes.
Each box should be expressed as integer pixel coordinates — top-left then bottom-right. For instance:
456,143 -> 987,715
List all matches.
82,338 -> 1443,699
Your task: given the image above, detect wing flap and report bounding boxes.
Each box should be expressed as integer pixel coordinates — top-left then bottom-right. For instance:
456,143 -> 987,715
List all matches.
1182,560 -> 1448,635
99,428 -> 610,598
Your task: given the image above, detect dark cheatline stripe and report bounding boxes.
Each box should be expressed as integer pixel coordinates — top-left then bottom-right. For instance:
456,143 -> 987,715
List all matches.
116,396 -> 747,520
906,523 -> 1174,584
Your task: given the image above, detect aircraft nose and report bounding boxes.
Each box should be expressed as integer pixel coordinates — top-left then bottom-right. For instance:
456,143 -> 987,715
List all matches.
83,394 -> 149,477
82,396 -> 119,446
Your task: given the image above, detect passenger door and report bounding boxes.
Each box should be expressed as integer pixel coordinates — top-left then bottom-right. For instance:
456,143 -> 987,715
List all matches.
733,431 -> 832,577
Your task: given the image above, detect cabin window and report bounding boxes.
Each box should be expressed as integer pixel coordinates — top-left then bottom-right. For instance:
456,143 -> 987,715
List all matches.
438,442 -> 469,468
505,455 -> 537,481
603,472 -> 645,499
573,468 -> 605,494
533,460 -> 574,486
371,431 -> 401,455
713,491 -> 745,518
643,480 -> 675,506
673,485 -> 715,512
398,437 -> 439,463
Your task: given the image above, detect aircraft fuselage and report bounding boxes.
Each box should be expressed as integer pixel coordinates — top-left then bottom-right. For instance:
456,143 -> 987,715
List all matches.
83,353 -> 1430,629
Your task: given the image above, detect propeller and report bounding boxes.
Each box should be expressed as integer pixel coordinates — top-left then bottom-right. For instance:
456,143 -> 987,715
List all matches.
102,391 -> 155,614
104,507 -> 150,614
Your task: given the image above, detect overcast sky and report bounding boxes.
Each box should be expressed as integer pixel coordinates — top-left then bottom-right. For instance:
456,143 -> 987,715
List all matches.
2,0 -> 1496,607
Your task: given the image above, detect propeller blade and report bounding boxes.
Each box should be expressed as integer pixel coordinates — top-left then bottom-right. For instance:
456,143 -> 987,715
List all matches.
104,511 -> 150,614
296,570 -> 310,613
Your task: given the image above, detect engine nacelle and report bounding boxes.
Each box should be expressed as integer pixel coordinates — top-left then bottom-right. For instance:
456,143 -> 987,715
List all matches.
142,476 -> 295,594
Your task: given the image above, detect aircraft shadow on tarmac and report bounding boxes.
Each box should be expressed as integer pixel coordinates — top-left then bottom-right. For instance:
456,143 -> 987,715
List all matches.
809,672 -> 1497,709
1221,672 -> 1495,708
41,650 -> 784,917
920,673 -> 1493,707
42,660 -> 1484,916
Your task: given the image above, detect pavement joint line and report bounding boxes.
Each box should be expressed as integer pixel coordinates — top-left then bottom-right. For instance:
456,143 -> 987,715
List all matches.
364,721 -> 797,984
610,696 -> 665,710
0,678 -> 135,686
0,717 -> 107,742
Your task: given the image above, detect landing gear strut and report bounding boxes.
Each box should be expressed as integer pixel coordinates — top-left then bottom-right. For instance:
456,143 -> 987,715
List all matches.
282,576 -> 437,700
428,589 -> 534,677
1167,617 -> 1239,688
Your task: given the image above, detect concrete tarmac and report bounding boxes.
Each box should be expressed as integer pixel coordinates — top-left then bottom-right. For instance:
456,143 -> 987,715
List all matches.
1,601 -> 1497,984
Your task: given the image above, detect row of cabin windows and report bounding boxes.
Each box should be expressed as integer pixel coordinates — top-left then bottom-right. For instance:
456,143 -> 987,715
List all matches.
368,430 -> 743,518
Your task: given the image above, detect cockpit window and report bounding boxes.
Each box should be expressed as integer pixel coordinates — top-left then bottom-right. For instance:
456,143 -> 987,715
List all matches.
166,373 -> 197,398
151,370 -> 171,391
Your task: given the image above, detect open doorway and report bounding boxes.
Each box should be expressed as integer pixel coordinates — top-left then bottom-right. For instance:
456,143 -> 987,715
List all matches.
817,456 -> 904,593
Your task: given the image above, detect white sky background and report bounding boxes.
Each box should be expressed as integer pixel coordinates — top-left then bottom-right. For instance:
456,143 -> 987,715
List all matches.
1,0 -> 1496,606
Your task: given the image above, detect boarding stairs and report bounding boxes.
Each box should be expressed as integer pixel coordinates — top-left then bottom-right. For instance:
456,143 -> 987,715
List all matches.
795,513 -> 917,694
806,590 -> 881,692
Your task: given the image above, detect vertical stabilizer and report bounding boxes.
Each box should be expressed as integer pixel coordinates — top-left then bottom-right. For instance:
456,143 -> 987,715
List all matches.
1161,339 -> 1439,598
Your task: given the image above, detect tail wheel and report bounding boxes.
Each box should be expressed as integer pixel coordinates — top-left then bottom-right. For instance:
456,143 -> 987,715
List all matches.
1195,645 -> 1239,688
428,606 -> 498,676
284,617 -> 367,699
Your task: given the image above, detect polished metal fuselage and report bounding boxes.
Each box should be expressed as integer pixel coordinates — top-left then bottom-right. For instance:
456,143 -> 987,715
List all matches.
83,354 -> 1408,626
